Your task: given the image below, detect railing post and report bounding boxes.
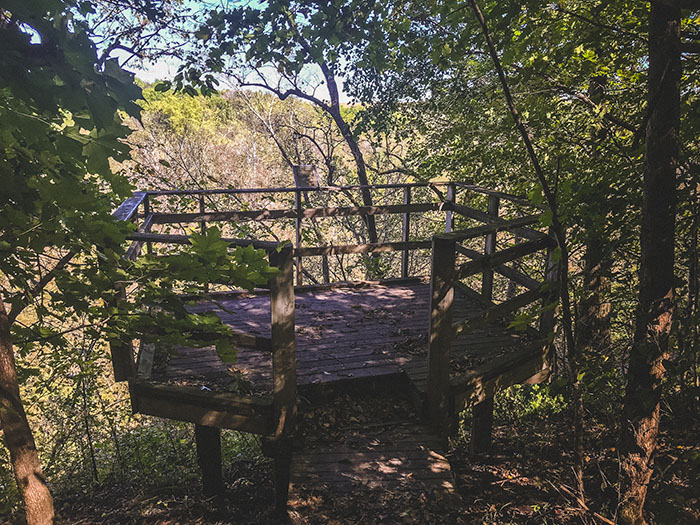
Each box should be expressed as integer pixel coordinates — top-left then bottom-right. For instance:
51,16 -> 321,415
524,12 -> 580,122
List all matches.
428,234 -> 456,439
401,186 -> 411,278
109,283 -> 135,381
294,189 -> 303,286
445,183 -> 456,233
143,194 -> 153,255
199,195 -> 209,293
199,195 -> 206,234
472,194 -> 499,454
267,244 -> 296,517
481,195 -> 500,299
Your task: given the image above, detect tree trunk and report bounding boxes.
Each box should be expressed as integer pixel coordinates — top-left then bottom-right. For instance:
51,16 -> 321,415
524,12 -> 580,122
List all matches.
619,3 -> 680,524
577,237 -> 612,360
0,296 -> 55,525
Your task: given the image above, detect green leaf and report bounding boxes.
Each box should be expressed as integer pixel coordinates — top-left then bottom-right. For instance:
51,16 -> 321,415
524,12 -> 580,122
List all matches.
215,339 -> 238,363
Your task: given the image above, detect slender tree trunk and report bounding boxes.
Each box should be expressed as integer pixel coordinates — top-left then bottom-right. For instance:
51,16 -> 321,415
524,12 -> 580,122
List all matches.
320,65 -> 379,245
577,237 -> 612,360
0,296 -> 55,525
619,4 -> 680,524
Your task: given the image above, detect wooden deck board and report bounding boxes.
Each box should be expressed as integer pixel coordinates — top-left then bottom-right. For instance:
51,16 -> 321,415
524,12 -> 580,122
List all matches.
154,281 -> 534,393
290,421 -> 455,496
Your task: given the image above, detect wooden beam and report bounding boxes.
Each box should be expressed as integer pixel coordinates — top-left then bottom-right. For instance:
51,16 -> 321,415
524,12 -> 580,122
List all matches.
145,182 -> 452,197
109,284 -> 134,382
447,204 -> 546,241
456,237 -> 552,281
269,244 -> 297,437
455,183 -> 542,209
451,342 -> 549,411
295,189 -> 303,286
195,425 -> 224,496
443,215 -> 542,242
268,244 -> 296,517
126,232 -> 278,252
113,192 -> 147,222
453,288 -> 546,336
153,209 -> 296,223
402,187 -> 411,278
456,244 -> 540,290
445,183 -> 456,233
294,240 -> 432,257
136,343 -> 155,379
472,194 -> 499,455
125,213 -> 155,261
471,397 -> 494,454
481,195 -> 500,299
150,203 -> 442,225
428,235 -> 456,438
128,382 -> 272,434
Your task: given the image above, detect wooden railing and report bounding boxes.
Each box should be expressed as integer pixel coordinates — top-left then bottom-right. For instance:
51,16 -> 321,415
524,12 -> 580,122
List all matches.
111,183 -> 555,443
426,195 -> 558,440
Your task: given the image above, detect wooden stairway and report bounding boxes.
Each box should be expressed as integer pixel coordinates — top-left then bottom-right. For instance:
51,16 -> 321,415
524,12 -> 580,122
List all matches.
288,383 -> 459,520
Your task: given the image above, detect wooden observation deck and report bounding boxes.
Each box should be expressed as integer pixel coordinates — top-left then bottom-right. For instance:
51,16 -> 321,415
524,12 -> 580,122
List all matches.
110,180 -> 558,517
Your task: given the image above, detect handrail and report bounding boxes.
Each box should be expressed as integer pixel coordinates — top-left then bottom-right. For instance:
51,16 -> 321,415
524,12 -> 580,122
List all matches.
143,182 -> 452,196
126,231 -> 279,252
149,202 -> 443,224
113,191 -> 147,221
454,182 -> 542,209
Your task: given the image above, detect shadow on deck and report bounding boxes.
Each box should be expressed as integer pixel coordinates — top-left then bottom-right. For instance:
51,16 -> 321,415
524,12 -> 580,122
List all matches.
155,280 -> 530,398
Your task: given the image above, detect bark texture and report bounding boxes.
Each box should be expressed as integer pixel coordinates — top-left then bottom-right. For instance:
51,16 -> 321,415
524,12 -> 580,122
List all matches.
0,296 -> 55,524
619,3 -> 681,524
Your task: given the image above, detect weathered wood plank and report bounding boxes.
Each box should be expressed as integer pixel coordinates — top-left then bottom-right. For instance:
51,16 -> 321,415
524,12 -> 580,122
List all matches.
294,240 -> 431,257
450,341 -> 548,400
427,235 -> 456,438
269,245 -> 297,439
151,203 -> 442,225
136,343 -> 155,379
452,288 -> 546,336
456,244 -> 540,290
402,187 -> 411,278
113,192 -> 147,222
455,183 -> 541,209
447,204 -> 546,241
195,425 -> 223,496
443,215 -> 542,242
456,237 -> 551,280
129,382 -> 272,433
145,182 -> 451,197
126,231 -> 278,251
109,284 -> 135,382
481,195 -> 500,299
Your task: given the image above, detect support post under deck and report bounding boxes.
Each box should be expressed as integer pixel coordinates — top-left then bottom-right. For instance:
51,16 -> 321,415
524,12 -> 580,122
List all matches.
195,424 -> 223,496
471,194 -> 500,453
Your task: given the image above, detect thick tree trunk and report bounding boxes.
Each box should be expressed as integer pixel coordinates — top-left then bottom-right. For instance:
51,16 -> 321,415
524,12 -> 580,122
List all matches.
619,4 -> 680,524
0,296 -> 55,524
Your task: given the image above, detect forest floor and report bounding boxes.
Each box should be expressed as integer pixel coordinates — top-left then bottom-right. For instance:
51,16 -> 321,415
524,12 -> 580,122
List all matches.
50,388 -> 700,525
